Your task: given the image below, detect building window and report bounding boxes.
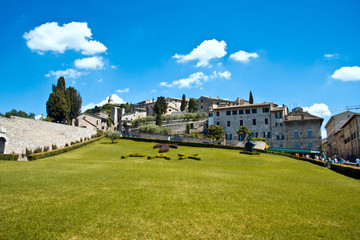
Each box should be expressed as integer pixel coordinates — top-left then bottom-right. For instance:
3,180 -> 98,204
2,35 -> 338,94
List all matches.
226,133 -> 232,140
295,143 -> 299,149
253,132 -> 258,138
226,111 -> 231,116
263,107 -> 269,113
245,109 -> 251,114
308,142 -> 313,149
201,99 -> 203,102
190,123 -> 194,129
252,109 -> 257,114
227,121 -> 230,127
209,113 -> 213,117
264,132 -> 271,138
238,134 -> 245,141
217,122 -> 220,125
294,122 -> 298,127
201,106 -> 203,109
232,110 -> 237,115
253,119 -> 256,125
239,110 -> 244,115
240,120 -> 243,126
308,130 -> 312,137
265,118 -> 268,124
277,135 -> 284,140
275,112 -> 282,119
216,111 -> 220,116
294,131 -> 299,138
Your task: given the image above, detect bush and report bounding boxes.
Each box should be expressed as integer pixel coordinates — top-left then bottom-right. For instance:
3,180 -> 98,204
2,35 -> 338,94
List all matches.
147,153 -> 171,160
251,137 -> 268,144
27,136 -> 103,161
138,124 -> 171,135
178,153 -> 201,160
330,163 -> 360,179
104,130 -> 121,143
0,154 -> 19,161
34,147 -> 42,154
43,146 -> 50,152
52,144 -> 58,150
121,153 -> 147,159
70,142 -> 75,145
65,143 -> 69,147
25,148 -> 33,156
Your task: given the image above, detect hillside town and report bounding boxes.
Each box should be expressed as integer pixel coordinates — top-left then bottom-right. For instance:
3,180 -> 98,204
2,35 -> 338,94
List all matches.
65,94 -> 358,160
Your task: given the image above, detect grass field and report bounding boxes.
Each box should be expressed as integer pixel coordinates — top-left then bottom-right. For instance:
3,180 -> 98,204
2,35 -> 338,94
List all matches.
1,138 -> 359,239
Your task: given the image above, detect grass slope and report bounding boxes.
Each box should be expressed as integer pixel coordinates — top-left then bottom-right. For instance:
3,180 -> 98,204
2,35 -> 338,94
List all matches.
0,138 -> 359,239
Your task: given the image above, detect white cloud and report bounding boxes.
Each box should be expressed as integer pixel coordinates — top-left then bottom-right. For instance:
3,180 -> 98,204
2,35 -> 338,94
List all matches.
110,65 -> 117,69
98,78 -> 103,83
210,71 -> 231,79
151,89 -> 156,93
46,68 -> 88,79
321,130 -> 327,139
74,56 -> 104,69
173,39 -> 227,67
116,88 -> 130,93
23,22 -> 107,55
82,94 -> 125,112
331,66 -> 360,81
161,72 -> 209,88
230,50 -> 259,63
324,53 -> 339,60
35,114 -> 43,120
303,103 -> 331,117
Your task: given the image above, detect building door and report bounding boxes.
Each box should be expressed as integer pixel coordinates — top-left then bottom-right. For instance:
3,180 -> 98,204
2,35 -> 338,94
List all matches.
0,137 -> 6,154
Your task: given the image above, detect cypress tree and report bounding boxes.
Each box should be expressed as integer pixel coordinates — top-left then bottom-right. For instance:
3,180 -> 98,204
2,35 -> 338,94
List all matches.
249,91 -> 254,104
180,94 -> 187,112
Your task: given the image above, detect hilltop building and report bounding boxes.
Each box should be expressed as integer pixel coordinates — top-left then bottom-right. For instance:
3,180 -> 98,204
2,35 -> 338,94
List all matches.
198,96 -> 248,113
324,111 -> 356,157
209,103 -> 323,153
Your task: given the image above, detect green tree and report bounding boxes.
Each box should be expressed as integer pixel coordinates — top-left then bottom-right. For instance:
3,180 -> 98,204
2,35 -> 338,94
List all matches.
188,98 -> 198,113
46,90 -> 70,123
66,87 -> 82,122
104,130 -> 121,143
207,125 -> 224,141
249,91 -> 254,104
154,96 -> 167,115
236,126 -> 252,141
3,109 -> 35,119
181,94 -> 187,112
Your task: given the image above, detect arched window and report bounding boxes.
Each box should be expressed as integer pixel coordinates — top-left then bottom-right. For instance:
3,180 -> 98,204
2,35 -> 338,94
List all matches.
0,137 -> 6,154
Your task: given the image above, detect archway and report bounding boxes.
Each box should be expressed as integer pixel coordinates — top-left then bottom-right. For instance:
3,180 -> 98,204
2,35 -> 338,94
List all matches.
0,137 -> 6,154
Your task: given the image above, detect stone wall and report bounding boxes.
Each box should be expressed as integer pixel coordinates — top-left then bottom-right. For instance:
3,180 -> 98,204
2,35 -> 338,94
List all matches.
0,116 -> 97,155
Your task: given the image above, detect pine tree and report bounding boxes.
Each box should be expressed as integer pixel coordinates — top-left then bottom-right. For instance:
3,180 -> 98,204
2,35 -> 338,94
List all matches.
180,94 -> 187,112
249,91 -> 254,104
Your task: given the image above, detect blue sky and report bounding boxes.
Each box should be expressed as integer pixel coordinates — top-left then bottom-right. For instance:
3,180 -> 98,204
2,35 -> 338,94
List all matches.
1,0 -> 360,136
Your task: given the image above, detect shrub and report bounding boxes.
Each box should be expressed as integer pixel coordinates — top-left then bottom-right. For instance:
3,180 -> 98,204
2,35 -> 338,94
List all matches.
43,146 -> 50,152
251,137 -> 268,144
70,142 -> 75,145
25,148 -> 33,156
34,147 -> 42,154
178,153 -> 201,160
0,154 -> 19,161
65,143 -> 69,147
121,153 -> 147,159
330,163 -> 360,179
147,153 -> 171,160
138,124 -> 171,135
80,138 -> 83,142
52,144 -> 58,150
153,143 -> 178,153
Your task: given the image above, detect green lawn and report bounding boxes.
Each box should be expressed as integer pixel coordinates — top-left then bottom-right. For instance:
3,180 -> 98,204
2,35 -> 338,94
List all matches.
1,138 -> 359,239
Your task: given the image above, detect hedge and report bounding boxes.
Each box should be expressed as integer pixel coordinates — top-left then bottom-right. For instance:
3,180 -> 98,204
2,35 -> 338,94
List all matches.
28,136 -> 103,161
178,153 -> 201,160
0,154 -> 19,161
121,153 -> 147,159
147,153 -> 171,160
330,163 -> 360,179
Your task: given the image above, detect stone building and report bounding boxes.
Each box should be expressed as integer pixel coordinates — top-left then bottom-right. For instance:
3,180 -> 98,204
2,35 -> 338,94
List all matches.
342,114 -> 360,158
75,113 -> 109,130
324,111 -> 356,156
208,104 -> 323,152
111,106 -> 147,131
283,107 -> 323,151
136,97 -> 187,116
198,96 -> 241,113
208,102 -> 288,147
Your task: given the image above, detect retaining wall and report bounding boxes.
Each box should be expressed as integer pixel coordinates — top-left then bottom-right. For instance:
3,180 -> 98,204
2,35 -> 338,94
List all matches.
0,116 -> 97,155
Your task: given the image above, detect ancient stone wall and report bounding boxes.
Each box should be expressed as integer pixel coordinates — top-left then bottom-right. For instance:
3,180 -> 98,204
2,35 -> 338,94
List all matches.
0,116 -> 97,155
